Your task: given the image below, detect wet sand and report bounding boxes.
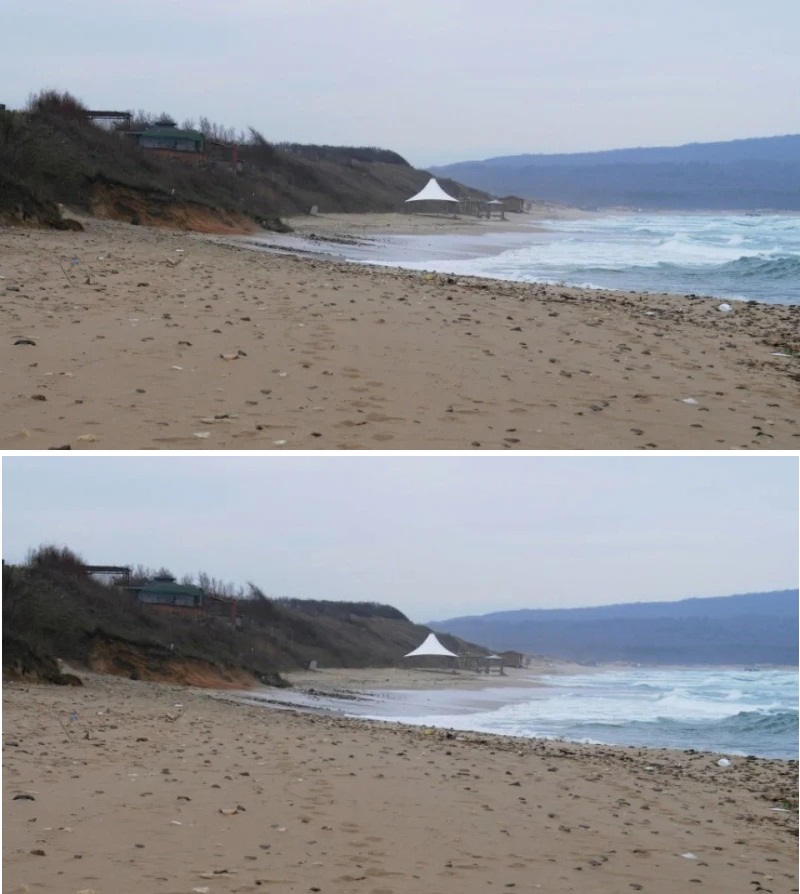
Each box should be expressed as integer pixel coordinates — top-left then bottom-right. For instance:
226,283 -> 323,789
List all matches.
1,213 -> 798,450
4,671 -> 797,894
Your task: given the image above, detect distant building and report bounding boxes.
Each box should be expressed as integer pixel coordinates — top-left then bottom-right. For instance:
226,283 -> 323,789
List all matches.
485,654 -> 506,675
460,196 -> 489,217
205,592 -> 241,628
86,564 -> 131,586
501,196 -> 525,213
487,199 -> 506,219
128,575 -> 204,615
126,118 -> 204,155
499,650 -> 525,668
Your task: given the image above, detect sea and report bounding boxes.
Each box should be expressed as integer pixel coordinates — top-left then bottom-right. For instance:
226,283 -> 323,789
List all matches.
347,667 -> 799,760
346,211 -> 800,306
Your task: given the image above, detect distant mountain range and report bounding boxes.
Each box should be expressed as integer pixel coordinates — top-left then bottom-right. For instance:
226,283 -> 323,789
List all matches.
429,135 -> 800,211
429,590 -> 799,666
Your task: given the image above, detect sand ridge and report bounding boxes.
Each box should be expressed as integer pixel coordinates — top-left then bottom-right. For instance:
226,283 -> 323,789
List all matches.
1,214 -> 798,450
3,671 -> 797,894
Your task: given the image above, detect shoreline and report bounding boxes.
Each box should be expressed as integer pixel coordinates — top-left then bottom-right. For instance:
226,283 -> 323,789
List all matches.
2,214 -> 798,450
256,209 -> 799,308
241,665 -> 798,762
4,671 -> 797,894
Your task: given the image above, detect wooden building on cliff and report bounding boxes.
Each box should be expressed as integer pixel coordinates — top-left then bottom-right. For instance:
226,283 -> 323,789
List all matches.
128,575 -> 204,616
125,118 -> 205,158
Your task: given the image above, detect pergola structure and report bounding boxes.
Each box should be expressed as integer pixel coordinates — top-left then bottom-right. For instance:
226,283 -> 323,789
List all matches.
487,199 -> 506,220
85,565 -> 131,585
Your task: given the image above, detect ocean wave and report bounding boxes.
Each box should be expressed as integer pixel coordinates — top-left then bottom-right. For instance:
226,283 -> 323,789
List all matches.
712,709 -> 798,736
719,254 -> 800,279
354,212 -> 800,304
351,668 -> 798,758
655,237 -> 766,265
577,709 -> 798,738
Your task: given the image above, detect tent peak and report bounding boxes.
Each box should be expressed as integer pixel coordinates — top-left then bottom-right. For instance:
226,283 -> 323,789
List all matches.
403,632 -> 459,658
405,178 -> 460,204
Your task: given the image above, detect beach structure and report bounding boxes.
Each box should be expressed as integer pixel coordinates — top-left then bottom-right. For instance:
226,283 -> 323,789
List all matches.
401,632 -> 460,670
500,650 -> 526,668
404,178 -> 461,215
501,195 -> 525,213
484,654 -> 506,675
487,199 -> 506,220
127,575 -> 204,615
460,196 -> 489,217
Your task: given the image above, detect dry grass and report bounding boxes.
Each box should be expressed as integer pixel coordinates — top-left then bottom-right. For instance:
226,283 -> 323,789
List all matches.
2,546 -> 479,686
1,89 -> 486,229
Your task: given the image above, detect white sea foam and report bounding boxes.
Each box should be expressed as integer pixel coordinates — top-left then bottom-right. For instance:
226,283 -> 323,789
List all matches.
349,667 -> 798,758
349,212 -> 800,305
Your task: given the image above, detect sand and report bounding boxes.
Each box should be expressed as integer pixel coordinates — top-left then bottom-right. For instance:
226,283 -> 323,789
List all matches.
1,212 -> 798,450
3,671 -> 797,894
281,663 -> 584,693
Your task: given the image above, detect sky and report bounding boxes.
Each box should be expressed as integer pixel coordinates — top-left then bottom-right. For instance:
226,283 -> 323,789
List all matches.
2,455 -> 797,622
2,1 -> 799,166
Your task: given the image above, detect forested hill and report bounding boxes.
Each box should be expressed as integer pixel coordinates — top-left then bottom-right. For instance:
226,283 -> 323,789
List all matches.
430,135 -> 800,210
429,590 -> 799,666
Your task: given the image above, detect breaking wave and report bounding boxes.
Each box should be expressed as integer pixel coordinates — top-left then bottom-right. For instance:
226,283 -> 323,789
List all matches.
364,212 -> 800,305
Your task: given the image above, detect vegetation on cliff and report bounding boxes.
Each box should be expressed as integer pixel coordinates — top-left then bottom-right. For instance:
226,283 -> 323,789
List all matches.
2,545 -> 478,687
0,89 -> 480,230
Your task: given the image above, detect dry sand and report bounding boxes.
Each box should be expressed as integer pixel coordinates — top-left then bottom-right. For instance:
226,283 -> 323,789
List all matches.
3,672 -> 797,894
1,213 -> 798,450
282,663 -> 583,693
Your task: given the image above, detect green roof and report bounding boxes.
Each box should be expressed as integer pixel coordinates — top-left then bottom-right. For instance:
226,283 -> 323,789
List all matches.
133,579 -> 204,597
131,127 -> 204,141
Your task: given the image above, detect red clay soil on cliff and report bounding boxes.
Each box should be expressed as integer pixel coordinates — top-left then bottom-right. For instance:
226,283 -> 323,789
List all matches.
89,183 -> 259,235
88,640 -> 257,690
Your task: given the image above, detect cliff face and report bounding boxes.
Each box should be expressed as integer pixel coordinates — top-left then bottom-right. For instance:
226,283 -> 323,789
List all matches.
2,559 -> 481,688
0,102 -> 482,232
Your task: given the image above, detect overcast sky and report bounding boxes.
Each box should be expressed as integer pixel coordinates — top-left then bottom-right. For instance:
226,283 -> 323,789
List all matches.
2,0 -> 798,165
2,455 -> 796,622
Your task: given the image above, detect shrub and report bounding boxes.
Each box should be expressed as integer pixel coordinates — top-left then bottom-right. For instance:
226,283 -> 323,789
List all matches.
25,544 -> 87,574
28,89 -> 88,121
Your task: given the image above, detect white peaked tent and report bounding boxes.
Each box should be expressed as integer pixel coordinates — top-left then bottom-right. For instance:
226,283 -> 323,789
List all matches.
404,178 -> 461,214
402,633 -> 459,671
405,178 -> 460,204
404,633 -> 459,658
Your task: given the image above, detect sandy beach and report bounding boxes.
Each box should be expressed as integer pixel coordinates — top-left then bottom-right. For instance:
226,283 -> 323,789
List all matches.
3,671 -> 797,894
1,212 -> 798,450
280,663 -> 585,693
